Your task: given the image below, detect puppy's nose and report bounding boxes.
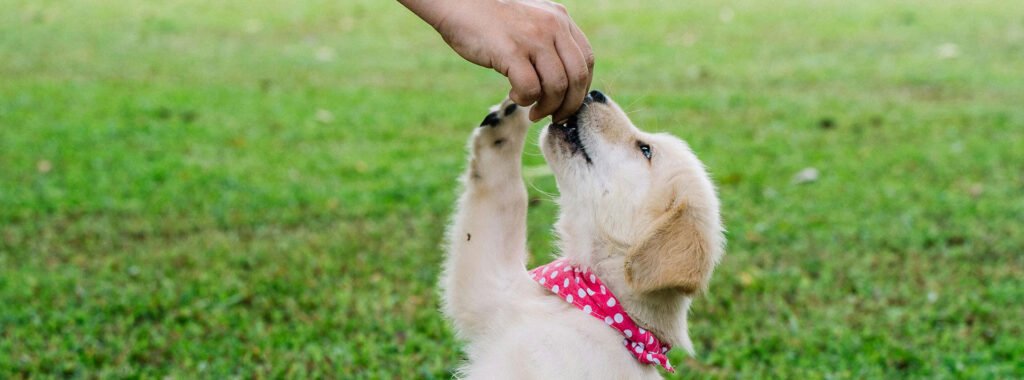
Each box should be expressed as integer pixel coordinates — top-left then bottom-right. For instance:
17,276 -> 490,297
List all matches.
588,90 -> 607,103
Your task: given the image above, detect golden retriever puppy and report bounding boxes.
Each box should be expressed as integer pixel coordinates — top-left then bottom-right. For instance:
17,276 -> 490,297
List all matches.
443,91 -> 724,379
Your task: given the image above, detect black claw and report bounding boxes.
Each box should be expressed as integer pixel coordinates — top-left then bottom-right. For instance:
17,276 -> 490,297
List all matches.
480,111 -> 500,127
504,103 -> 518,116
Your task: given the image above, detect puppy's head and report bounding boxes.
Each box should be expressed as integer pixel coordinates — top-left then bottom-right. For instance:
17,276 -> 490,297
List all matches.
540,90 -> 724,296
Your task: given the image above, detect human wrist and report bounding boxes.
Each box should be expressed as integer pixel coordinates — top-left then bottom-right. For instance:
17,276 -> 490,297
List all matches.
399,0 -> 470,31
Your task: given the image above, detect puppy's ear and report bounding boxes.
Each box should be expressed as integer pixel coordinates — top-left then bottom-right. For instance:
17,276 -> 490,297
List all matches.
625,203 -> 719,295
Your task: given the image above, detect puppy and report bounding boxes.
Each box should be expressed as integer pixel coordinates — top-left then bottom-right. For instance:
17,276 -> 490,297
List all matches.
443,91 -> 724,379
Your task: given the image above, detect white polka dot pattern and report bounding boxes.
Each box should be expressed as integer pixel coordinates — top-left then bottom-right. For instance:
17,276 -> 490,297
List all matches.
529,257 -> 675,373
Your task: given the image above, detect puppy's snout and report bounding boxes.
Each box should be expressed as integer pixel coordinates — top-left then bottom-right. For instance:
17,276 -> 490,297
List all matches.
588,90 -> 607,104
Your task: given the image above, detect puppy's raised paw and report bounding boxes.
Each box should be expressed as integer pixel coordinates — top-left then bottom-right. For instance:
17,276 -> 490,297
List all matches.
467,99 -> 531,184
473,99 -> 529,152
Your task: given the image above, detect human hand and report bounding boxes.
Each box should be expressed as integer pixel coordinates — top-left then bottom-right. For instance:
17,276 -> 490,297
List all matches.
401,0 -> 594,123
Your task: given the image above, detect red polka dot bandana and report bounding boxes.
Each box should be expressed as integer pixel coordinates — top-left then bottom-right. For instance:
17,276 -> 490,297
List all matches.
529,258 -> 675,372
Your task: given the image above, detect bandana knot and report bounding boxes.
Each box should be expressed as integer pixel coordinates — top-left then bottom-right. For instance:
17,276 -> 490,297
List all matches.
529,258 -> 675,372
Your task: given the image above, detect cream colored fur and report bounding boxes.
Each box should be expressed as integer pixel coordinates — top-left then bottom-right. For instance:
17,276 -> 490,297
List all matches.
443,95 -> 724,379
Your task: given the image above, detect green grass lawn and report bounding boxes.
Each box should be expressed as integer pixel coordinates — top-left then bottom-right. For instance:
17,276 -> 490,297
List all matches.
2,0 -> 1023,378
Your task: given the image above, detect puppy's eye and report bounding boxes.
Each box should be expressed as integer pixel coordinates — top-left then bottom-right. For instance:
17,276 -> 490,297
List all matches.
638,141 -> 653,160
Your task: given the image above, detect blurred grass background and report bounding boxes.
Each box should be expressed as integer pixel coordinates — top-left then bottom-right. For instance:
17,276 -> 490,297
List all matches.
1,0 -> 1022,378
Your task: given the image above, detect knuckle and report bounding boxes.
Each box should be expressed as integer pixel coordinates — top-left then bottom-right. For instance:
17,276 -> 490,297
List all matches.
498,40 -> 521,55
523,39 -> 546,51
517,84 -> 541,100
523,24 -> 547,40
515,40 -> 537,55
549,78 -> 569,93
492,62 -> 512,76
508,45 -> 529,59
536,12 -> 559,27
572,69 -> 589,84
524,86 -> 542,99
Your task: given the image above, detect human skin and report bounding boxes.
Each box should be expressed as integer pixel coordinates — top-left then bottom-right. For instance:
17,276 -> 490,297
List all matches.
399,0 -> 594,123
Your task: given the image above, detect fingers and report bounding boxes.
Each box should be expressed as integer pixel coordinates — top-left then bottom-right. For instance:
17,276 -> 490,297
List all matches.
529,46 -> 569,122
568,21 -> 595,78
550,33 -> 591,123
505,56 -> 542,107
469,0 -> 594,122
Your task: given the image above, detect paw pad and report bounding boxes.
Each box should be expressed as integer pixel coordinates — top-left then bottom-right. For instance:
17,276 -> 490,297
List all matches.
503,103 -> 518,116
480,111 -> 500,127
479,99 -> 526,128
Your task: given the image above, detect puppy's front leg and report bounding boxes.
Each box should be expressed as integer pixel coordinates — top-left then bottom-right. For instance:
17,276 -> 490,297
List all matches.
443,99 -> 531,337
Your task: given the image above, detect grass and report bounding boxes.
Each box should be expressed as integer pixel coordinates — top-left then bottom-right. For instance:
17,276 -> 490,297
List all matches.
1,0 -> 1022,378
